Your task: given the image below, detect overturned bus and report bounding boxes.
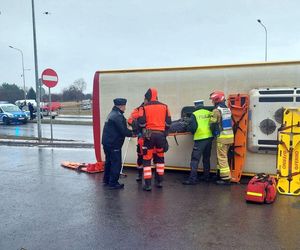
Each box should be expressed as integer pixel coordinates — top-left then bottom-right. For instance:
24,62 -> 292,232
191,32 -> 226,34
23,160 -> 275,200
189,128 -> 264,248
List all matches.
92,60 -> 300,176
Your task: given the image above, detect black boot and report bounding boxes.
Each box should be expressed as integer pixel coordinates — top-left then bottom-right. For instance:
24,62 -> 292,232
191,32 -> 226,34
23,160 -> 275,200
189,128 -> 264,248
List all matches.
182,179 -> 198,185
216,179 -> 231,185
108,182 -> 125,189
216,173 -> 231,185
199,172 -> 210,182
182,169 -> 198,185
143,179 -> 152,191
211,169 -> 220,182
136,168 -> 143,182
155,174 -> 163,188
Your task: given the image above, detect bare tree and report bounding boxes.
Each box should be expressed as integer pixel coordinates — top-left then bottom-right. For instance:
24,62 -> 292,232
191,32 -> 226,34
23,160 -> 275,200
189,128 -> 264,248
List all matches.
73,78 -> 87,93
62,86 -> 84,102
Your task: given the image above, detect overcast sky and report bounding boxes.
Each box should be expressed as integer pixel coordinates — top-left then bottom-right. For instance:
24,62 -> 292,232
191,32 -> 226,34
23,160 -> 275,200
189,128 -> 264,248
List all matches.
1,0 -> 300,94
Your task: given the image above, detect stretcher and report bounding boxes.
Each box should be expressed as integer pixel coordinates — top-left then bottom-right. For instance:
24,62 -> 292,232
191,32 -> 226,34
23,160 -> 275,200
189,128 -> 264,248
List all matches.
61,161 -> 104,173
277,107 -> 300,195
227,93 -> 250,182
290,134 -> 300,194
277,132 -> 291,194
280,107 -> 300,133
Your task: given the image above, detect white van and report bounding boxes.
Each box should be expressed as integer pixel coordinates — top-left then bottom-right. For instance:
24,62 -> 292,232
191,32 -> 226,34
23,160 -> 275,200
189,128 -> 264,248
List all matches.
80,99 -> 91,110
15,99 -> 37,111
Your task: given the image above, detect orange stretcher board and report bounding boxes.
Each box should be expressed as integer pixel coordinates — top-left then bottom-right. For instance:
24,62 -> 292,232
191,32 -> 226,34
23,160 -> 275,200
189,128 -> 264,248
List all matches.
61,161 -> 104,173
228,93 -> 250,183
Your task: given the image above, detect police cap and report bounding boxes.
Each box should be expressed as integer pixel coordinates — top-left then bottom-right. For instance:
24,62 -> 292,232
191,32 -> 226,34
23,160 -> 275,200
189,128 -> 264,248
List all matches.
113,98 -> 127,106
194,99 -> 204,107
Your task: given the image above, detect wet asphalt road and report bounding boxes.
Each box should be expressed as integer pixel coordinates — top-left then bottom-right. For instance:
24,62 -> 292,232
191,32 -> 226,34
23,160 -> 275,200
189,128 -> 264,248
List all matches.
0,123 -> 93,142
1,145 -> 300,250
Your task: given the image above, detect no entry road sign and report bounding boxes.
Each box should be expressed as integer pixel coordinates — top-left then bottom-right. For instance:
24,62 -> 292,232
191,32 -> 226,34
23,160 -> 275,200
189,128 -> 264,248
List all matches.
41,68 -> 58,88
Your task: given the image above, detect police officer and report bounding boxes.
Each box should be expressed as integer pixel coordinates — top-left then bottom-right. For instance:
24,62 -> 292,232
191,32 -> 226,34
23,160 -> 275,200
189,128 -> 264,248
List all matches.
209,91 -> 234,185
183,100 -> 214,185
102,98 -> 133,189
138,88 -> 171,191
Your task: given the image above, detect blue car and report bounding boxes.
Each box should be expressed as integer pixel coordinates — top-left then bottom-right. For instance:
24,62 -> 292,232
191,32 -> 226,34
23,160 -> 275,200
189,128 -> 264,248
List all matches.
0,103 -> 29,125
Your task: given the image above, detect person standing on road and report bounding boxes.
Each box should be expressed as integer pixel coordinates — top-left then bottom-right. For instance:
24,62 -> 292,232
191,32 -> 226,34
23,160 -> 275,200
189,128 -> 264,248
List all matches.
182,100 -> 213,185
28,102 -> 34,120
138,88 -> 171,191
102,98 -> 133,189
209,91 -> 234,185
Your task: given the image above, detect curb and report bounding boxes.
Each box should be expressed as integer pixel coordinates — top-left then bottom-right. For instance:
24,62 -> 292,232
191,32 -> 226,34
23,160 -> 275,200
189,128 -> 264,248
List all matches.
0,139 -> 94,148
27,120 -> 92,126
59,115 -> 92,119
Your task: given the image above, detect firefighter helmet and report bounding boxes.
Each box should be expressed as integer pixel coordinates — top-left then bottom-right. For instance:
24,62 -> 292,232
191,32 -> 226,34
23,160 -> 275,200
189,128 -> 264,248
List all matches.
210,91 -> 225,103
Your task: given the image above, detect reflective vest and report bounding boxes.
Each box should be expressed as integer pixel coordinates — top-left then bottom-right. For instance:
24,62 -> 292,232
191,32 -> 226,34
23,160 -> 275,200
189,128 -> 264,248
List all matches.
193,109 -> 213,140
217,107 -> 234,139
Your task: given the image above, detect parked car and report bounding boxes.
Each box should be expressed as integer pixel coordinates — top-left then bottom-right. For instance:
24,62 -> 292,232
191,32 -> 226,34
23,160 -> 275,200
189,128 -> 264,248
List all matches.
81,103 -> 91,110
0,103 -> 29,125
24,110 -> 44,120
41,102 -> 61,119
80,99 -> 92,110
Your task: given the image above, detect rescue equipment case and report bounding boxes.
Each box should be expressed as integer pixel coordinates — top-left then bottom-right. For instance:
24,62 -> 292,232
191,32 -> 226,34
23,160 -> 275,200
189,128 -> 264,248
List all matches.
245,173 -> 277,204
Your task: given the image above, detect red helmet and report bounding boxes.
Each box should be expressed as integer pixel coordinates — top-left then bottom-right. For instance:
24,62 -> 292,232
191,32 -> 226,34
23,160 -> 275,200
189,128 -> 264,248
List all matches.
210,90 -> 225,103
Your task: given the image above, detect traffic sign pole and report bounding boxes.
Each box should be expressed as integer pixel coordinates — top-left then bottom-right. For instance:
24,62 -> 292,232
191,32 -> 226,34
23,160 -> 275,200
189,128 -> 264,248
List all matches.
49,87 -> 53,142
39,78 -> 42,125
41,68 -> 58,143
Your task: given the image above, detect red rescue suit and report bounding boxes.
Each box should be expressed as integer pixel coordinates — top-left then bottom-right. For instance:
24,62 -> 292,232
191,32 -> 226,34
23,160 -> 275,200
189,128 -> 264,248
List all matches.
128,105 -> 144,168
138,88 -> 171,181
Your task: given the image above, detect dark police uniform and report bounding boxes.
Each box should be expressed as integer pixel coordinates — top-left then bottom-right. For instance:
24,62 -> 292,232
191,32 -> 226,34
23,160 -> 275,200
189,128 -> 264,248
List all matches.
102,98 -> 133,189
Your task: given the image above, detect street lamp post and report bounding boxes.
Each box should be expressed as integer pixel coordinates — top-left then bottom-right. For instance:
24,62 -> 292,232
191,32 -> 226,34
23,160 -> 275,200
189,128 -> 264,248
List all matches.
31,0 -> 42,141
9,45 -> 26,101
257,19 -> 268,62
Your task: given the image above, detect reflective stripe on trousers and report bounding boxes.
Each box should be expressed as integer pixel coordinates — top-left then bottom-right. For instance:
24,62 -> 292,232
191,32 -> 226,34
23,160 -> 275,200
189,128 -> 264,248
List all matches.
216,142 -> 231,180
156,163 -> 164,176
143,166 -> 152,179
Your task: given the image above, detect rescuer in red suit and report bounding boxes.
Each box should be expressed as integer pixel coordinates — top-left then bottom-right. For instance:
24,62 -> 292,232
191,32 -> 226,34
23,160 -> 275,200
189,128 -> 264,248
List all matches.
138,88 -> 171,191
